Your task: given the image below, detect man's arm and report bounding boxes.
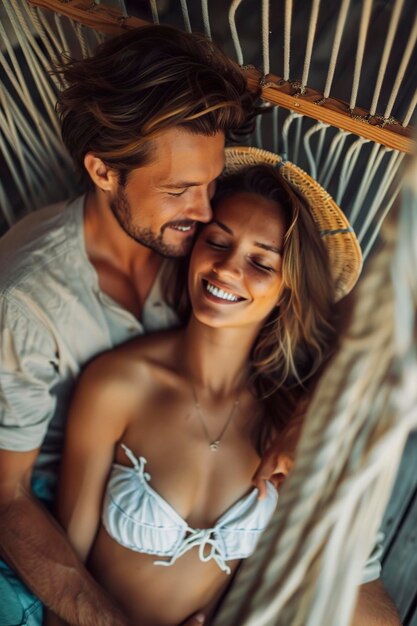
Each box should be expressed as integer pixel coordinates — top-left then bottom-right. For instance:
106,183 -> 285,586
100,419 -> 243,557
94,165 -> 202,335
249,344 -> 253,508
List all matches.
0,448 -> 131,626
352,580 -> 402,626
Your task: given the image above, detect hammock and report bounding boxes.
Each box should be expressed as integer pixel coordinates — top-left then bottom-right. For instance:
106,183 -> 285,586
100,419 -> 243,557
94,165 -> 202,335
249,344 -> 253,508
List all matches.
1,0 -> 415,256
1,1 -> 416,625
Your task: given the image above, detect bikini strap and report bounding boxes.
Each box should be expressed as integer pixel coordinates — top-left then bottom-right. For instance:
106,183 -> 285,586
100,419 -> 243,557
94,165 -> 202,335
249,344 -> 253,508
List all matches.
120,443 -> 150,481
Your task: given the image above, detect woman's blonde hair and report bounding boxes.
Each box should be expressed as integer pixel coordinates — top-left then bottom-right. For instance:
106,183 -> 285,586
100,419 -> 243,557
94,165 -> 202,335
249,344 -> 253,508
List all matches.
212,166 -> 337,446
164,165 -> 338,446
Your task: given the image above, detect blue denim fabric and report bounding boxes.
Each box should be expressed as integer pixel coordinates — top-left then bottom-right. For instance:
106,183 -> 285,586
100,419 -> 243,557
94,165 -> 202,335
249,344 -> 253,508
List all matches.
0,477 -> 54,626
0,562 -> 42,626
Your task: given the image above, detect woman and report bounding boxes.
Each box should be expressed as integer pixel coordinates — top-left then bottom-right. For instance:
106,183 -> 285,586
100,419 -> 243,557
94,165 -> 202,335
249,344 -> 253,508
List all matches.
50,148 -> 361,626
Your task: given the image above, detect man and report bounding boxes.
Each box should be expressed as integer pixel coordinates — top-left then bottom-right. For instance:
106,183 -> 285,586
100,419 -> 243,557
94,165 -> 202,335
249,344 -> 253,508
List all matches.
0,24 -> 252,626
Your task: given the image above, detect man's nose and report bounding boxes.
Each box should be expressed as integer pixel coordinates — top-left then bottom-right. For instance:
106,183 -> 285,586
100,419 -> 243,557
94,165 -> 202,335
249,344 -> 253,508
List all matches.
187,188 -> 213,223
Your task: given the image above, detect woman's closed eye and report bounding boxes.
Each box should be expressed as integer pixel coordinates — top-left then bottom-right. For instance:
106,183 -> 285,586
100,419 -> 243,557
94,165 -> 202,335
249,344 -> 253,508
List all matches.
206,238 -> 228,249
251,258 -> 276,272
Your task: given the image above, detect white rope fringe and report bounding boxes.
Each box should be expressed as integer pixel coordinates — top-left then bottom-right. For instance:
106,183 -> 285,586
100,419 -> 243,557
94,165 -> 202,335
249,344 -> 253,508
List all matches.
349,0 -> 373,111
283,0 -> 293,81
369,0 -> 404,116
323,0 -> 351,99
261,0 -> 270,76
301,0 -> 321,91
229,0 -> 245,66
213,179 -> 417,625
384,13 -> 417,120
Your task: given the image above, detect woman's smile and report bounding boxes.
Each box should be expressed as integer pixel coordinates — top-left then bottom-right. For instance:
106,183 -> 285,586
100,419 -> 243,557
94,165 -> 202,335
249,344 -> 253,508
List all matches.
202,278 -> 247,304
189,192 -> 285,329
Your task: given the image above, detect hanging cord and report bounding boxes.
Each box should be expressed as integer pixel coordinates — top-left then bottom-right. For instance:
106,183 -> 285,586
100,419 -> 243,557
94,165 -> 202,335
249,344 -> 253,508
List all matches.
0,100 -> 32,216
0,15 -> 61,171
27,6 -> 62,88
272,106 -> 279,154
229,0 -> 244,65
319,131 -> 348,190
357,150 -> 404,244
53,11 -> 73,60
336,137 -> 370,206
1,78 -> 47,209
149,0 -> 160,25
0,182 -> 15,228
402,88 -> 417,127
301,0 -> 321,93
36,5 -> 71,66
349,0 -> 373,111
303,121 -> 330,180
1,86 -> 74,198
213,190 -> 417,625
349,142 -> 382,226
11,0 -> 62,81
292,115 -> 303,165
201,0 -> 212,38
5,1 -> 61,137
363,174 -> 404,262
283,0 -> 292,81
118,0 -> 128,18
323,0 -> 351,99
384,13 -> 417,120
261,0 -> 270,76
281,111 -> 302,161
255,114 -> 263,148
179,0 -> 192,33
369,0 -> 404,117
75,21 -> 89,59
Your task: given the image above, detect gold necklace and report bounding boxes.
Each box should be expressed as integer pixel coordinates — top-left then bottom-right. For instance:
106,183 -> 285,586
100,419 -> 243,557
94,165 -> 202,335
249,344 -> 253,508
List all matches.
191,384 -> 240,452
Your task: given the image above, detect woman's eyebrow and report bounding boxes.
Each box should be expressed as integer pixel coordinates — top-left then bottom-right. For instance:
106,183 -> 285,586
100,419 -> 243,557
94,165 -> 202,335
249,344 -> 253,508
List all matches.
255,242 -> 282,255
212,221 -> 282,255
212,219 -> 233,234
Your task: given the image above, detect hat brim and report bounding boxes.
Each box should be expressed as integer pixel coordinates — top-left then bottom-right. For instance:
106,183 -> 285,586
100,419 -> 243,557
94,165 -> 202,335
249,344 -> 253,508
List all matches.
224,146 -> 362,301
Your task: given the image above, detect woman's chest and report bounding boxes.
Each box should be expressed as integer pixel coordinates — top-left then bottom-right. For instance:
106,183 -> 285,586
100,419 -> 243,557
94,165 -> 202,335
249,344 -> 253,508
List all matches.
116,392 -> 262,528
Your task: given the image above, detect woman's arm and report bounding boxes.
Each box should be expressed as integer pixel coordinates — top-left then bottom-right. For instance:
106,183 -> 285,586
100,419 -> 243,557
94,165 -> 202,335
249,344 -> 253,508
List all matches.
45,353 -> 139,624
56,355 -> 135,560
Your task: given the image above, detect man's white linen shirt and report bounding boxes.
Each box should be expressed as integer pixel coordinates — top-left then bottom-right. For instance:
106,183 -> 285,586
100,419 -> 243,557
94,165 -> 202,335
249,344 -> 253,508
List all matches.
0,195 -> 179,489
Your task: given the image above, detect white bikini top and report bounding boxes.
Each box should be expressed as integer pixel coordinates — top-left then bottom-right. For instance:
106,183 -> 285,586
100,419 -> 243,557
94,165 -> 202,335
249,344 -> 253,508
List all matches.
102,444 -> 278,575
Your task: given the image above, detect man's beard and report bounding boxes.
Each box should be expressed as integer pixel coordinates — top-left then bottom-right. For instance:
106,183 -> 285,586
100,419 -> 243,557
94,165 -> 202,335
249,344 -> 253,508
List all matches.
109,185 -> 194,258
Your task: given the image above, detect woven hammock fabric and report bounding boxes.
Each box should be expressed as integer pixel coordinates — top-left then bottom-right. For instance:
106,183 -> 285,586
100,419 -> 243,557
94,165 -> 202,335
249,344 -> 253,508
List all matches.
0,3 -> 417,622
212,171 -> 417,626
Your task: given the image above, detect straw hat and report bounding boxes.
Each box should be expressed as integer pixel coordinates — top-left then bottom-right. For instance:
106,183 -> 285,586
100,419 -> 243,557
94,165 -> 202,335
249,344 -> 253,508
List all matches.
224,146 -> 362,301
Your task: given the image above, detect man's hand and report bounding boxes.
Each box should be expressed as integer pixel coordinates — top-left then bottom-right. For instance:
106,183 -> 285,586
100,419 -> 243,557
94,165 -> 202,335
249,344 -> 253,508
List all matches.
0,448 -> 131,626
352,580 -> 402,625
252,414 -> 304,500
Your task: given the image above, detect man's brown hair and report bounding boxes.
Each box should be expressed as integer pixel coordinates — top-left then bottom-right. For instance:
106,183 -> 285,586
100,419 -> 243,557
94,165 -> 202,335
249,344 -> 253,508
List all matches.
55,25 -> 254,184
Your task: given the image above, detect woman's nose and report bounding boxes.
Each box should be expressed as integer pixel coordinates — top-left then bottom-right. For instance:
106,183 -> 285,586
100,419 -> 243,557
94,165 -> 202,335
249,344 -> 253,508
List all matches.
213,250 -> 243,279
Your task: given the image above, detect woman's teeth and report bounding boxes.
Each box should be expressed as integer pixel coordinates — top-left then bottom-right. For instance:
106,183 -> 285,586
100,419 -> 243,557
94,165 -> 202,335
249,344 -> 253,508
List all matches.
205,281 -> 239,302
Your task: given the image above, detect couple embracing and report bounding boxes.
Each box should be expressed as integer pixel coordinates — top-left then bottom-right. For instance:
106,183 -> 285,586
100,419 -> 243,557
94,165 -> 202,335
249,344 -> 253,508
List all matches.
0,23 -> 397,626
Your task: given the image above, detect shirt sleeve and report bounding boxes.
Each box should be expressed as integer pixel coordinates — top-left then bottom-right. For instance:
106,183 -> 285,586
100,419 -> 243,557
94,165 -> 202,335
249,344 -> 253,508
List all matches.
360,531 -> 384,584
0,294 -> 60,451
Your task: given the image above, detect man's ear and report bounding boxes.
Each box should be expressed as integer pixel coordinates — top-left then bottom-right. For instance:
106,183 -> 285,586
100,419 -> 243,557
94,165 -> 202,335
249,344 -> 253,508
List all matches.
84,153 -> 118,191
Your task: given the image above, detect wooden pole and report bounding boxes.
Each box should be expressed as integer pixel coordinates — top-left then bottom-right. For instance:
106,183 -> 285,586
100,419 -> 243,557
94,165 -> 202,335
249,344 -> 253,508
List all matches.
27,0 -> 415,154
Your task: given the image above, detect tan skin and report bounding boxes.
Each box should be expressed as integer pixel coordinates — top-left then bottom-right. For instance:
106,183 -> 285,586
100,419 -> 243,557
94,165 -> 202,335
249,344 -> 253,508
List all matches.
0,127 -> 225,626
50,189 -> 400,626
51,194 -> 286,626
84,127 -> 225,318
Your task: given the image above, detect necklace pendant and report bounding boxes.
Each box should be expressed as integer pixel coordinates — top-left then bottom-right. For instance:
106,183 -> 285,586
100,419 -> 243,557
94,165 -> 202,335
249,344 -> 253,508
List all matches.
210,441 -> 220,451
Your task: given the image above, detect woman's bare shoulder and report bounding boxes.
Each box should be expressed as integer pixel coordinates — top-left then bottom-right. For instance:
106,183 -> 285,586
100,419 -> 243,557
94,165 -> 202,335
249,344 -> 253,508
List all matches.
80,328 -> 184,393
